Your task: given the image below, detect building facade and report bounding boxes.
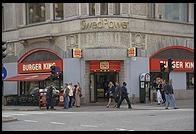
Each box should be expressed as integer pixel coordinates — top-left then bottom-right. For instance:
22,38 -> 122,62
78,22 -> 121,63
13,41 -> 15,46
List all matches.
2,3 -> 194,104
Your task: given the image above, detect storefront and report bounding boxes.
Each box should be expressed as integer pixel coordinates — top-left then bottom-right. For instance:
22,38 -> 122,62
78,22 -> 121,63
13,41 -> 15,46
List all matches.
89,60 -> 121,102
149,46 -> 194,99
4,48 -> 63,105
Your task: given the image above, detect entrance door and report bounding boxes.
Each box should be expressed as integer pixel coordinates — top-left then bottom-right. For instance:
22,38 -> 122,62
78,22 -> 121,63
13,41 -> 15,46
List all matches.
91,72 -> 119,102
89,73 -> 96,102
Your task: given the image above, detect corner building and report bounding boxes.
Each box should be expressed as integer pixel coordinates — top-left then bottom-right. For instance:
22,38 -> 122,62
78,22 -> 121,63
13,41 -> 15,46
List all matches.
2,3 -> 194,104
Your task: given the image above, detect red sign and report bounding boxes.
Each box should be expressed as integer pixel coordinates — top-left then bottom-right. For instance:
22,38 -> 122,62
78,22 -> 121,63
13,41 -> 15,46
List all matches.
89,60 -> 120,71
18,60 -> 63,74
150,59 -> 194,71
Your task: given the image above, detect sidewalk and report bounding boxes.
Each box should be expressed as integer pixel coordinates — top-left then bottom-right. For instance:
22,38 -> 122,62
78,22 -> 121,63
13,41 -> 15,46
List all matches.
2,99 -> 194,122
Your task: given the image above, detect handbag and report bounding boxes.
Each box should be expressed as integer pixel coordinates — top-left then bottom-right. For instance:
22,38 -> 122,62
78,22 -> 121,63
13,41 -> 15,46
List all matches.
79,92 -> 82,97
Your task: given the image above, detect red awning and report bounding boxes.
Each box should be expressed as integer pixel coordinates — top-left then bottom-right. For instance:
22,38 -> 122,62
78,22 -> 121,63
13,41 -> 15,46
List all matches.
4,74 -> 51,81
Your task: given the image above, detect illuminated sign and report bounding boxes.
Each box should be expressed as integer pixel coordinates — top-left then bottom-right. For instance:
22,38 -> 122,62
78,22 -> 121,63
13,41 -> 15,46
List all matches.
128,47 -> 137,57
73,48 -> 81,58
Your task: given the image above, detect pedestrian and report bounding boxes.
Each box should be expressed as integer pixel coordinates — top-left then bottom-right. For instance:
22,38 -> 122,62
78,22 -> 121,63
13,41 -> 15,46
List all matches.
106,81 -> 115,108
75,82 -> 82,107
68,82 -> 74,108
63,83 -> 70,109
46,82 -> 55,110
160,79 -> 166,104
155,78 -> 163,105
114,82 -> 121,108
73,85 -> 77,106
164,79 -> 178,109
117,82 -> 132,109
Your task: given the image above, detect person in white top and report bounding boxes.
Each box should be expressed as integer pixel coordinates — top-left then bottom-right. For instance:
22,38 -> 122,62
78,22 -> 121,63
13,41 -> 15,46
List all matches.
68,82 -> 74,108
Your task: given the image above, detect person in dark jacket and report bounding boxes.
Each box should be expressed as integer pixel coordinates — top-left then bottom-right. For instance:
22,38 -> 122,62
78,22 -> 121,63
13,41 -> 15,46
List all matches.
114,82 -> 121,108
117,82 -> 132,109
105,81 -> 115,108
164,79 -> 178,109
46,82 -> 55,110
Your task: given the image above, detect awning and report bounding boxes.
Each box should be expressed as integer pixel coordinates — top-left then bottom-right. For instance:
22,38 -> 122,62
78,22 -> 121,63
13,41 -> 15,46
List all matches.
4,74 -> 51,81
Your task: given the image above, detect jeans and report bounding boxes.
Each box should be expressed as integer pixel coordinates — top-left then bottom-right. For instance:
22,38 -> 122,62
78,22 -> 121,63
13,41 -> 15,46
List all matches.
64,96 -> 69,109
165,94 -> 176,108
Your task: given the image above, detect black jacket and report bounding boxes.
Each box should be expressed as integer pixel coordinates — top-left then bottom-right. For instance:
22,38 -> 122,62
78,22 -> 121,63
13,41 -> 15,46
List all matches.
164,84 -> 174,95
114,85 -> 121,98
120,85 -> 128,96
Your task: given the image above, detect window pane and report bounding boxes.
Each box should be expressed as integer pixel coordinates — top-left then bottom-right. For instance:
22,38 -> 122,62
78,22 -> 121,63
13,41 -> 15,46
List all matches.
186,73 -> 194,90
100,3 -> 108,15
162,3 -> 188,22
89,3 -> 95,16
27,3 -> 46,24
54,3 -> 63,20
114,3 -> 120,15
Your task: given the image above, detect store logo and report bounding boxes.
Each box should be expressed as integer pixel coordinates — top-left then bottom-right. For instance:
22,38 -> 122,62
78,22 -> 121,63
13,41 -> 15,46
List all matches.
81,18 -> 129,30
73,48 -> 81,58
100,61 -> 109,70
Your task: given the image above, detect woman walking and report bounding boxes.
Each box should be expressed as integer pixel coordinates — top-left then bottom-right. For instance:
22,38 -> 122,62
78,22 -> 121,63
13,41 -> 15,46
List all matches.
75,82 -> 82,107
106,81 -> 115,108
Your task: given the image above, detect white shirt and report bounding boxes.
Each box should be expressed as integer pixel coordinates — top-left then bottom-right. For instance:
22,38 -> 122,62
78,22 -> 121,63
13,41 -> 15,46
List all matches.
68,85 -> 74,96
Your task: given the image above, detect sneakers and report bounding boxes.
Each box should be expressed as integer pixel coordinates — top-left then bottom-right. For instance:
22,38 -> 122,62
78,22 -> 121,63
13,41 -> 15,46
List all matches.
174,107 -> 179,109
165,108 -> 168,109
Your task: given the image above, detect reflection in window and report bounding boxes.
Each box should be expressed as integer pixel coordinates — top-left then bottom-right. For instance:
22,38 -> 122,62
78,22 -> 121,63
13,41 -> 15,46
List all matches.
54,3 -> 63,20
186,73 -> 194,90
114,3 -> 120,15
100,3 -> 108,15
26,3 -> 46,24
89,3 -> 95,16
162,3 -> 188,22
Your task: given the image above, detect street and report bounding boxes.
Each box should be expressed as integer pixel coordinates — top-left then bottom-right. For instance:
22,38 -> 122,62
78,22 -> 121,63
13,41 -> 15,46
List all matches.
2,101 -> 194,131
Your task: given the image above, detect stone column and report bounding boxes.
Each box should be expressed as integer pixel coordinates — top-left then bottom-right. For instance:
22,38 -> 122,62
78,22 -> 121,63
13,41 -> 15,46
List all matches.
108,3 -> 113,15
95,3 -> 100,15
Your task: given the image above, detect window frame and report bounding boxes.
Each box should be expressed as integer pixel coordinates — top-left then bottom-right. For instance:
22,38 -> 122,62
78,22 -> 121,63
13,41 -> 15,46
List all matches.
162,3 -> 189,23
53,3 -> 64,20
114,3 -> 120,15
186,72 -> 194,90
100,3 -> 108,15
89,3 -> 95,16
26,3 -> 46,25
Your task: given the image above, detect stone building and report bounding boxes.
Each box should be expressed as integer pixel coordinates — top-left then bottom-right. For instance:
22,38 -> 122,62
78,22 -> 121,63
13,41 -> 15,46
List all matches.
2,3 -> 194,105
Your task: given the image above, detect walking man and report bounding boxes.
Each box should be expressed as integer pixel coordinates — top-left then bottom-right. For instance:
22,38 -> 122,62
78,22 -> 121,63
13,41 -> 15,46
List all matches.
117,82 -> 132,109
68,82 -> 74,108
46,82 -> 55,110
164,79 -> 178,109
114,82 -> 121,108
63,83 -> 69,109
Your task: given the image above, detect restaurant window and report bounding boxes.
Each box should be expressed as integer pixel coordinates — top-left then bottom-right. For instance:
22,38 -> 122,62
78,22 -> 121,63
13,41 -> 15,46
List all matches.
100,3 -> 108,15
89,3 -> 95,16
114,3 -> 120,15
162,3 -> 188,22
26,3 -> 46,24
54,3 -> 63,20
186,72 -> 194,90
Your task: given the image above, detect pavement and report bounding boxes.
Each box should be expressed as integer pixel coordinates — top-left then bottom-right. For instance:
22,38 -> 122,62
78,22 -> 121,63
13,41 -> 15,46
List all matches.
2,98 -> 194,123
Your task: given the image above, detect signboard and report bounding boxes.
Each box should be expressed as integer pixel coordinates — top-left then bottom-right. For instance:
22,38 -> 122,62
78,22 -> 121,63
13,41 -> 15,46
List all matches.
18,60 -> 63,74
2,66 -> 7,80
100,61 -> 109,70
89,60 -> 121,71
150,59 -> 194,71
73,48 -> 81,58
128,47 -> 137,57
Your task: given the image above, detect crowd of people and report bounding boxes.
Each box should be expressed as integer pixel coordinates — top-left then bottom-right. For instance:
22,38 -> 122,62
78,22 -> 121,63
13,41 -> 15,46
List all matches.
45,78 -> 178,110
46,82 -> 82,110
152,78 -> 178,109
105,81 -> 132,109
